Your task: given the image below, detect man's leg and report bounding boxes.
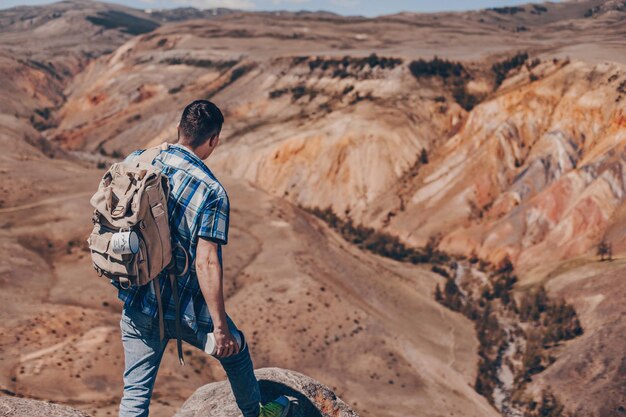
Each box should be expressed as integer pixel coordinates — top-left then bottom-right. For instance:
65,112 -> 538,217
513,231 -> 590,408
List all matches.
218,329 -> 262,417
184,316 -> 261,417
119,305 -> 168,417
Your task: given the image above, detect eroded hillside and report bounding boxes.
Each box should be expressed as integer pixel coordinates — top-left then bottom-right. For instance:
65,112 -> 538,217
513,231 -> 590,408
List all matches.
1,1 -> 625,416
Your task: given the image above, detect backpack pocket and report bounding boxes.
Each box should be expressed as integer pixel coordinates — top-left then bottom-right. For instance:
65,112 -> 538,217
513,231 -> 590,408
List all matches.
88,229 -> 149,286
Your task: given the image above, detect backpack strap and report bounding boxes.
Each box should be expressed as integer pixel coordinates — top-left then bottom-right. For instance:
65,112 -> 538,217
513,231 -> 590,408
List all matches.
136,145 -> 164,165
170,272 -> 184,365
170,242 -> 189,365
153,277 -> 166,341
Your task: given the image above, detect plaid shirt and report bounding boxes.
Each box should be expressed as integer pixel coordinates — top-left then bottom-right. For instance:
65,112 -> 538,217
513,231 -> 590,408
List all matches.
111,143 -> 230,333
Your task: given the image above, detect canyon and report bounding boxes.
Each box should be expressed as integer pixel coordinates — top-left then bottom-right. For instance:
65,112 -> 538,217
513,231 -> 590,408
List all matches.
0,1 -> 624,416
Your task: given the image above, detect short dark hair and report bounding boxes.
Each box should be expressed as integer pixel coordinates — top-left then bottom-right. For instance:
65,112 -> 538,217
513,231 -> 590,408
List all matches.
178,100 -> 224,148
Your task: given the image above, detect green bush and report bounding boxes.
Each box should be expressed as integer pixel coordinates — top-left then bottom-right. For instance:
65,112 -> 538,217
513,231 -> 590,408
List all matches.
492,52 -> 528,88
409,56 -> 465,79
487,6 -> 524,14
161,58 -> 237,71
308,54 -> 403,75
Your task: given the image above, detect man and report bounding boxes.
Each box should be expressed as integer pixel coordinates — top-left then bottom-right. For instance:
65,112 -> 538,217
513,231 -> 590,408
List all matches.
113,100 -> 290,417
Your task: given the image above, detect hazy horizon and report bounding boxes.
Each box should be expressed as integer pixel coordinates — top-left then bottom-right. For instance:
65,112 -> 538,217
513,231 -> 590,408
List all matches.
0,0 -> 564,17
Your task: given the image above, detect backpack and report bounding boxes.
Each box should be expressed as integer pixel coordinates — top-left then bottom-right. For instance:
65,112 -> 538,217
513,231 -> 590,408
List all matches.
87,145 -> 186,365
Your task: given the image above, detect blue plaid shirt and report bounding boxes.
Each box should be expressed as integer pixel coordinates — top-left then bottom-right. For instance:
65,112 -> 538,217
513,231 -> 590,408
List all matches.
112,143 -> 230,333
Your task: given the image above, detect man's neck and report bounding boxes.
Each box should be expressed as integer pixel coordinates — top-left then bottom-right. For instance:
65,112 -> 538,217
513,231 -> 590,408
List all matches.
175,141 -> 202,159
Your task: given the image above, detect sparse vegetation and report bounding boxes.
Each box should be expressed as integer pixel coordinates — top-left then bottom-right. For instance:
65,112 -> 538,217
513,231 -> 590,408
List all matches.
408,56 -> 465,79
29,107 -> 57,131
304,54 -> 403,78
349,91 -> 374,104
487,6 -> 525,15
168,84 -> 184,94
452,83 -> 480,111
303,206 -> 449,264
35,107 -> 51,120
269,85 -> 317,102
161,57 -> 238,71
584,6 -> 600,18
434,253 -> 583,415
98,148 -> 123,159
269,88 -> 288,99
19,59 -> 62,81
408,57 -> 481,110
597,240 -> 613,261
291,85 -> 309,101
492,51 -> 529,88
85,11 -> 159,35
229,65 -> 250,83
468,199 -> 493,220
525,389 -> 568,417
420,148 -> 429,164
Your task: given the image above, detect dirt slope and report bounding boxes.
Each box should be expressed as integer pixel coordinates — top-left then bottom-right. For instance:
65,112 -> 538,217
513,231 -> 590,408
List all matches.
0,167 -> 497,417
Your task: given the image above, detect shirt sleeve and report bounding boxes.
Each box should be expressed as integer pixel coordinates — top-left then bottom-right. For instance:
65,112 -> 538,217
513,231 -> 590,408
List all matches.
198,190 -> 230,245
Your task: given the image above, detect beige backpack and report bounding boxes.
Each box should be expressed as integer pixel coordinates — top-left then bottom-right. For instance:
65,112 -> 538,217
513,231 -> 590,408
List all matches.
87,145 -> 186,364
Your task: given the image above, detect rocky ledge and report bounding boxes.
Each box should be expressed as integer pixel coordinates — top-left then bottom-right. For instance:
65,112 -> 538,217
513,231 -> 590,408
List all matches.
0,368 -> 358,417
0,397 -> 88,417
175,367 -> 360,417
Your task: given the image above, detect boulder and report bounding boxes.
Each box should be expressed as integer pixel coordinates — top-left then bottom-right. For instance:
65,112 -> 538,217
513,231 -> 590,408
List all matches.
0,397 -> 88,417
175,367 -> 360,417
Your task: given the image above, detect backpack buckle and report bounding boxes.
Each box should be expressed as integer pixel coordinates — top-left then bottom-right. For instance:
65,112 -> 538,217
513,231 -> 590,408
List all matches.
119,277 -> 131,290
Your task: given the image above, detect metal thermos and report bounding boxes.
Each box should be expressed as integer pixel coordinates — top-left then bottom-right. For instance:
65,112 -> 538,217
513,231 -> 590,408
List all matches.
111,231 -> 140,255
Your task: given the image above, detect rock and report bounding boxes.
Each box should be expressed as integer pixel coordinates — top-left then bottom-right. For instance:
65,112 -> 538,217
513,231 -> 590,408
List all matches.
0,397 -> 88,417
175,367 -> 360,417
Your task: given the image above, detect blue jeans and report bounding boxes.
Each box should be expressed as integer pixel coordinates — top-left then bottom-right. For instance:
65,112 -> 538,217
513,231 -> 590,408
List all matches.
119,304 -> 261,417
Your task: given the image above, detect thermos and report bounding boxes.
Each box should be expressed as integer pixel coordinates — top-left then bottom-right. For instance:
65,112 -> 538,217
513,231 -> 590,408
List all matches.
111,231 -> 140,255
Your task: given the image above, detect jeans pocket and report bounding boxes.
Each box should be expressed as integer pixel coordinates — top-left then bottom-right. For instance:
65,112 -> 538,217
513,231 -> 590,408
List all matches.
120,305 -> 154,337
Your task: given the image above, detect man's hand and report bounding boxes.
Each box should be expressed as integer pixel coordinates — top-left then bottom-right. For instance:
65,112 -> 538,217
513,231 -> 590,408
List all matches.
213,327 -> 240,358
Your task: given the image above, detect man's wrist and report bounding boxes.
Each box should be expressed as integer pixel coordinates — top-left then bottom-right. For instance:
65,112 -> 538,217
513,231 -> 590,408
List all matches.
213,319 -> 229,332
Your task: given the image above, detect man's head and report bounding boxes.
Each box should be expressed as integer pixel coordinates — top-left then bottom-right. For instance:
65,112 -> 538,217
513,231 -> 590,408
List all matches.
177,100 -> 224,159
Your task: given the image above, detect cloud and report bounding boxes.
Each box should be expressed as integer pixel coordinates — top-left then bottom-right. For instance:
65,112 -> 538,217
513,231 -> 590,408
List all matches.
170,0 -> 257,9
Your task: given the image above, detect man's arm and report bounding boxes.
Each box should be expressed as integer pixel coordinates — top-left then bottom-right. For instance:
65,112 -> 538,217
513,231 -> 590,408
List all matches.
195,237 -> 239,358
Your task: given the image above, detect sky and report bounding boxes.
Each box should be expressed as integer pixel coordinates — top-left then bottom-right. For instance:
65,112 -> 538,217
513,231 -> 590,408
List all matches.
0,0 -> 561,16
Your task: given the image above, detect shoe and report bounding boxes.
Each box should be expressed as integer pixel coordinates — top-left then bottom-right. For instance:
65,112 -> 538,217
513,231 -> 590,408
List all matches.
259,395 -> 290,417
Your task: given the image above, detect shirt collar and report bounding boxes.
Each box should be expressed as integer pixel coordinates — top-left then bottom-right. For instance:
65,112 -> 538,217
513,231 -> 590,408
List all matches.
170,142 -> 204,164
